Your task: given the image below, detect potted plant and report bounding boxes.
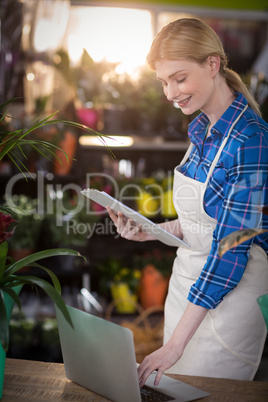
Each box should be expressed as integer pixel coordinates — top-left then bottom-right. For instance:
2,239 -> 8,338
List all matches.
97,257 -> 141,314
0,211 -> 85,398
133,249 -> 175,310
134,171 -> 177,218
161,175 -> 177,218
110,267 -> 141,314
135,177 -> 161,218
0,98 -> 104,399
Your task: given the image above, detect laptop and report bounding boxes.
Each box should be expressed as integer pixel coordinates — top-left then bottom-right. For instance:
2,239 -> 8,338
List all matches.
55,305 -> 209,402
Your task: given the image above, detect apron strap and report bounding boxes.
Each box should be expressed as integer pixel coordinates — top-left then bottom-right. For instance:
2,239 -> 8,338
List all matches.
179,142 -> 194,166
178,104 -> 248,180
205,104 -> 248,184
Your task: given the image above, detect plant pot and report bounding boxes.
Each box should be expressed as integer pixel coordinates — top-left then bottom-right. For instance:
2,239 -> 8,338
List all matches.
139,264 -> 169,310
0,285 -> 22,399
136,191 -> 159,217
161,190 -> 177,218
54,130 -> 77,175
111,282 -> 137,314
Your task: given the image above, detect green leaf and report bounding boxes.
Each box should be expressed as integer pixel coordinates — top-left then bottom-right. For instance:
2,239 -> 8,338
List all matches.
26,262 -> 62,293
1,286 -> 21,311
0,242 -> 8,281
4,248 -> 86,277
10,150 -> 30,171
0,98 -> 112,175
0,206 -> 18,216
2,276 -> 37,291
0,98 -> 22,112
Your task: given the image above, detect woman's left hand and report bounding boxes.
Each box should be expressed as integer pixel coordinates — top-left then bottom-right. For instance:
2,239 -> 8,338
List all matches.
137,340 -> 183,387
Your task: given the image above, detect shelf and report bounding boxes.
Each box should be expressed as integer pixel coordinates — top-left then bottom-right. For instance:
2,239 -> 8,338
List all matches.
80,134 -> 190,151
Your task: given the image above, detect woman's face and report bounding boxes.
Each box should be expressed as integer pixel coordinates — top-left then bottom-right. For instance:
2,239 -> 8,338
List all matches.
155,58 -> 218,116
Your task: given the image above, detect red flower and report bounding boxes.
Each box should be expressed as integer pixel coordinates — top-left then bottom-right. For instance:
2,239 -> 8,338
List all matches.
0,212 -> 17,245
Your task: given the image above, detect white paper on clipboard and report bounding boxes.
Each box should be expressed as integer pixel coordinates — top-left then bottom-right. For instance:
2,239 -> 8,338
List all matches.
81,188 -> 190,249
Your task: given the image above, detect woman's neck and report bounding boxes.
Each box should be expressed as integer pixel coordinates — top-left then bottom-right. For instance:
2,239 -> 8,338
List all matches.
203,78 -> 235,127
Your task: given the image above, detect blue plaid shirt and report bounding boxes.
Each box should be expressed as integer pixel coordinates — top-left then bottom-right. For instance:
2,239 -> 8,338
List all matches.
179,92 -> 268,309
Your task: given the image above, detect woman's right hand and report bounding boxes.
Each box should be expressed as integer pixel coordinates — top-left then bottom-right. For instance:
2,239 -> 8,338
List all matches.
106,207 -> 155,242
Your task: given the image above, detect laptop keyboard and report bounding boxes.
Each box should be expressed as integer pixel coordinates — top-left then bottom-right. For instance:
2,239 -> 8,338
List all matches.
140,385 -> 175,401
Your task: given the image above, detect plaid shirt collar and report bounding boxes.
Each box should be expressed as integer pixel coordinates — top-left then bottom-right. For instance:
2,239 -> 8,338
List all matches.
188,92 -> 248,146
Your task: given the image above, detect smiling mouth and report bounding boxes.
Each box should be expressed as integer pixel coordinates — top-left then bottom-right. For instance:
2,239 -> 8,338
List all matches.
177,96 -> 191,106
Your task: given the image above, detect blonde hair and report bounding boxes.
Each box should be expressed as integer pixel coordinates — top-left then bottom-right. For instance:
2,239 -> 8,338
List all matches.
147,18 -> 261,116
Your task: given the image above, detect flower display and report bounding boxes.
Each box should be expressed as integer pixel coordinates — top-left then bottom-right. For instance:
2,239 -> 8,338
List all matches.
0,213 -> 16,245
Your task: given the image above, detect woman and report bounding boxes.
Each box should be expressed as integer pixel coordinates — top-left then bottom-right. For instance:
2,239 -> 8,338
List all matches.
107,18 -> 268,386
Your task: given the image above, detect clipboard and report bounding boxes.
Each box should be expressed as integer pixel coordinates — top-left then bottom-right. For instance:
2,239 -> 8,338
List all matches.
81,188 -> 190,249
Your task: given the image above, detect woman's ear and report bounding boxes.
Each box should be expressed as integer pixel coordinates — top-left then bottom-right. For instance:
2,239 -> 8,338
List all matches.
207,55 -> 220,77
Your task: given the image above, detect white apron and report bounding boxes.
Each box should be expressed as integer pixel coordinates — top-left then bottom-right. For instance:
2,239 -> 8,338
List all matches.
164,105 -> 268,380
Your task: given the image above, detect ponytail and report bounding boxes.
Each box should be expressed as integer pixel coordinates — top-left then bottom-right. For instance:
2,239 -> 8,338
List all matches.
224,68 -> 261,116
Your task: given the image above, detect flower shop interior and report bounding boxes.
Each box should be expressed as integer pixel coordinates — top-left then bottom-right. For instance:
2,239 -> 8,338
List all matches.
1,0 -> 268,382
